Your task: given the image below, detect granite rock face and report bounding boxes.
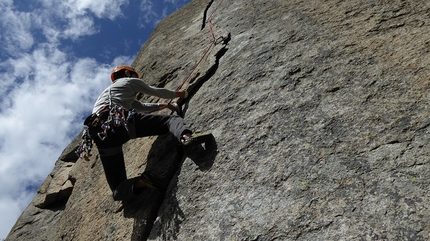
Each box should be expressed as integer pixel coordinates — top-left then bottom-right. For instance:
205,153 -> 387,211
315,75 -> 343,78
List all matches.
6,0 -> 430,240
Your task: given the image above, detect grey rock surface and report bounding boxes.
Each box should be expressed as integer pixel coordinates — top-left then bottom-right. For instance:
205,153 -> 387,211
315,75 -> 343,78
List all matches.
6,0 -> 430,240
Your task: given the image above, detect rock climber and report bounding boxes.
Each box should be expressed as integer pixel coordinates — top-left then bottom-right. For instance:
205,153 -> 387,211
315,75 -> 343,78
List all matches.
83,65 -> 208,201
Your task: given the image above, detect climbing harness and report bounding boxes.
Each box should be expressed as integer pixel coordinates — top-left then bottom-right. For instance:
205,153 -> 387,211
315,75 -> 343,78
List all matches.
76,86 -> 137,160
95,87 -> 137,141
75,105 -> 136,160
97,105 -> 136,141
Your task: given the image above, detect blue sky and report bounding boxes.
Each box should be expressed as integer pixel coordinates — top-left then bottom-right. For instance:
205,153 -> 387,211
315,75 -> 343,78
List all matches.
0,0 -> 191,238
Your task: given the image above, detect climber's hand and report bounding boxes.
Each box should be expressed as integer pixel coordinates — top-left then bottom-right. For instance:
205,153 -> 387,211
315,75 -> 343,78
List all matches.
176,89 -> 188,99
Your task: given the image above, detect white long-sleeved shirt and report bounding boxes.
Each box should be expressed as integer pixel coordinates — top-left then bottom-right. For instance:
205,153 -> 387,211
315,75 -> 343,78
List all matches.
92,77 -> 176,114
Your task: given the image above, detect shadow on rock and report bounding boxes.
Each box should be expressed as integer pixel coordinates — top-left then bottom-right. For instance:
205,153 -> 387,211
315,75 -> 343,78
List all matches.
148,135 -> 218,240
183,134 -> 218,171
120,133 -> 217,240
122,188 -> 164,241
117,134 -> 181,241
147,176 -> 185,241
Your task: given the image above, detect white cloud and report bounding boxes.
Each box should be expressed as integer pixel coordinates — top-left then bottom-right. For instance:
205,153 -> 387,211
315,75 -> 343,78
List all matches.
0,197 -> 25,238
63,16 -> 98,40
0,4 -> 34,56
163,0 -> 186,4
0,0 -> 130,55
66,0 -> 129,20
139,0 -> 160,26
138,0 -> 190,28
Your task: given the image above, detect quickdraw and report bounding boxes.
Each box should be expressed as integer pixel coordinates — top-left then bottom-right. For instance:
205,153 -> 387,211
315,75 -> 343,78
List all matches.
75,128 -> 93,161
97,105 -> 136,141
76,105 -> 136,160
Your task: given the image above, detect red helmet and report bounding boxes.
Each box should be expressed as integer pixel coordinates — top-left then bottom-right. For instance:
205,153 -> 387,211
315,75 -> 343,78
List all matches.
110,65 -> 139,82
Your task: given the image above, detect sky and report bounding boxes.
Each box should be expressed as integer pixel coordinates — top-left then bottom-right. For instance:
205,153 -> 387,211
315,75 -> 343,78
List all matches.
0,0 -> 192,238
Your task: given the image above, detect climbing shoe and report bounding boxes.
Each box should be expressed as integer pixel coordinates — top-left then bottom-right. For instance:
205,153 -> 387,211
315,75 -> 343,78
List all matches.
114,178 -> 140,201
182,131 -> 213,147
139,171 -> 165,190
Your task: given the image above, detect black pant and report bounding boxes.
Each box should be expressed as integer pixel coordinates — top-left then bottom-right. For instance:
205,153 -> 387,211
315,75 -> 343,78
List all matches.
90,113 -> 191,200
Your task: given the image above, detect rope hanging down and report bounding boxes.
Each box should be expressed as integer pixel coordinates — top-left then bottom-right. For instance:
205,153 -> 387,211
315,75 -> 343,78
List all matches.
175,0 -> 225,92
149,0 -> 225,113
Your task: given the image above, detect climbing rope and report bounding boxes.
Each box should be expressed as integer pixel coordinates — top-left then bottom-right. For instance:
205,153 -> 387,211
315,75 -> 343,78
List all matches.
148,0 -> 225,113
175,0 -> 225,92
